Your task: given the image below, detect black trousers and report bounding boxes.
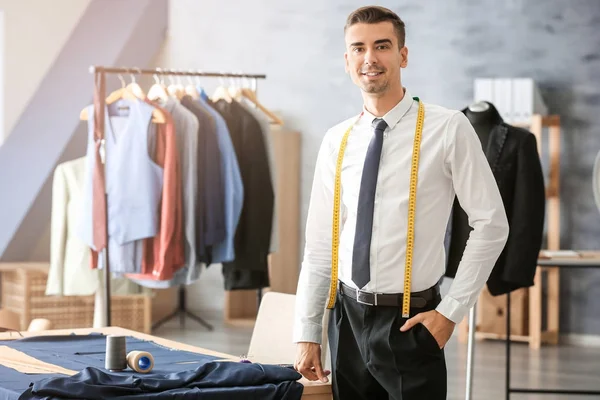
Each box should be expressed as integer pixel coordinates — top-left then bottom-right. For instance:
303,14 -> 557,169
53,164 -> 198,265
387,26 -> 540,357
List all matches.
327,287 -> 447,400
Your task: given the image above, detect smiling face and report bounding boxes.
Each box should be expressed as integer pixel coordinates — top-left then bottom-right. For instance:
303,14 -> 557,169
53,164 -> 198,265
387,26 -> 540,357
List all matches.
344,21 -> 408,97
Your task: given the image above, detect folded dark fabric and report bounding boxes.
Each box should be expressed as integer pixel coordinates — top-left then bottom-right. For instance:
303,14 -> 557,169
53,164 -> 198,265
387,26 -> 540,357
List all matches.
18,362 -> 303,400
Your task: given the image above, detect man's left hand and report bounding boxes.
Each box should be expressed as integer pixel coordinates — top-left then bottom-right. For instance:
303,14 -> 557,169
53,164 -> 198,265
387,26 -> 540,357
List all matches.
400,310 -> 455,349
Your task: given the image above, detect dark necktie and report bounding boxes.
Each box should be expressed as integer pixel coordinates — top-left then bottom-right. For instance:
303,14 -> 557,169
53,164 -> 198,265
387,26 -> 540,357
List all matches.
352,118 -> 388,289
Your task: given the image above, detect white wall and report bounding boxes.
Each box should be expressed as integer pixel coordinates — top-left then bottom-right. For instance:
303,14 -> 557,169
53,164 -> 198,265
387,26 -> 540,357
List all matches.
0,0 -> 169,261
157,0 -> 600,335
151,0 -> 350,313
0,0 -> 91,142
0,10 -> 4,145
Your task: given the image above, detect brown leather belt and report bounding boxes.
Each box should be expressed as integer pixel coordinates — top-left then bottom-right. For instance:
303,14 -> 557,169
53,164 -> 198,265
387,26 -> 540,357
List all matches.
339,281 -> 440,308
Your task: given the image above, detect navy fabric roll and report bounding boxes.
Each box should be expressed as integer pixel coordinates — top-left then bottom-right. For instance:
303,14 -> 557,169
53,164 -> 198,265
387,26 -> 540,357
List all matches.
0,334 -> 303,400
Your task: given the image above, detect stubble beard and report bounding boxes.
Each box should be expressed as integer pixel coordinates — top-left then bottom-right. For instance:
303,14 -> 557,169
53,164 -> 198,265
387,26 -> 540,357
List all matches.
357,68 -> 389,96
362,79 -> 389,96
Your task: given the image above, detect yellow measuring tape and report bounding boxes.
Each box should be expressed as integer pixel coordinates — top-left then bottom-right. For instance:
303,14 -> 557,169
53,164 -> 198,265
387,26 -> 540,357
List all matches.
326,97 -> 425,319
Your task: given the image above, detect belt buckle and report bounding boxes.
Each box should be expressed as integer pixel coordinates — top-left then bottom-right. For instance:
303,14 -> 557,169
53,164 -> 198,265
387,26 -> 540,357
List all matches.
355,288 -> 377,306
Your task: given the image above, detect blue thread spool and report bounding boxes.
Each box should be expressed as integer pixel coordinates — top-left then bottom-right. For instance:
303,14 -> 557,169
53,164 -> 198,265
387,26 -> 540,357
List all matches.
126,351 -> 154,373
138,356 -> 151,370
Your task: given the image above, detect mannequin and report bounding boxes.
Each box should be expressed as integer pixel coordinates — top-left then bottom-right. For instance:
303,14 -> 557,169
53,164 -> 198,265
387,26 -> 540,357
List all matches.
448,98 -> 545,296
464,101 -> 503,150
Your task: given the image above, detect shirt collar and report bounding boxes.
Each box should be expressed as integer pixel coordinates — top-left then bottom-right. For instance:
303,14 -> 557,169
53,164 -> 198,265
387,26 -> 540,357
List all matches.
362,88 -> 414,130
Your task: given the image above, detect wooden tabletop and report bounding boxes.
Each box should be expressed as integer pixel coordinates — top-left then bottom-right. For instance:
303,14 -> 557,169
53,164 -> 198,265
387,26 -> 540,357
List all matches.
538,250 -> 600,267
0,262 -> 49,272
0,326 -> 332,399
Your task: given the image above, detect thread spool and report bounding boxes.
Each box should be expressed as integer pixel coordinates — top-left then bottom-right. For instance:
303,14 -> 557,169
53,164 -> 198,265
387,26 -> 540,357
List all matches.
126,350 -> 154,373
105,335 -> 127,371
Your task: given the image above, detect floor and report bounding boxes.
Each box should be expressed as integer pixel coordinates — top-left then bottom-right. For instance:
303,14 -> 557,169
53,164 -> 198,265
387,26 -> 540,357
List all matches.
155,310 -> 600,400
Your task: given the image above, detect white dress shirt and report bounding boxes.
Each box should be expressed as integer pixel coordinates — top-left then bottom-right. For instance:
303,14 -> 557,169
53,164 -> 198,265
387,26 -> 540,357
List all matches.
293,89 -> 509,344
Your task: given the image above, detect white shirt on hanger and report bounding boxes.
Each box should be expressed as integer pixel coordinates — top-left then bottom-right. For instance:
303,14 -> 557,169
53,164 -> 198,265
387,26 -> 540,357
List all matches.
293,90 -> 509,344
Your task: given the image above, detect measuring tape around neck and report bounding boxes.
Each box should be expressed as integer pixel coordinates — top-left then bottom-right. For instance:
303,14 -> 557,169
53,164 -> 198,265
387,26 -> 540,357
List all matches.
326,97 -> 425,318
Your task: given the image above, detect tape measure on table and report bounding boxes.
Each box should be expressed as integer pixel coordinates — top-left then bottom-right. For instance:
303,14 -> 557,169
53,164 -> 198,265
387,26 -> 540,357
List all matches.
326,97 -> 425,318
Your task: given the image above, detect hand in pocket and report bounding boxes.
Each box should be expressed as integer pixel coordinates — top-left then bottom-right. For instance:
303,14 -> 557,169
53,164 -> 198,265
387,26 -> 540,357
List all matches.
400,310 -> 455,349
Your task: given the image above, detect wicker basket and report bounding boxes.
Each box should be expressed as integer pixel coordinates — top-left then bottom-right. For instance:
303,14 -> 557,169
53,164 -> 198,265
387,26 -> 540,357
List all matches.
0,264 -> 151,333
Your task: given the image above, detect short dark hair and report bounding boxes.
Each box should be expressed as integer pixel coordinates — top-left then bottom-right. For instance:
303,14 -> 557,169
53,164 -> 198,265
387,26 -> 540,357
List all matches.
345,6 -> 406,48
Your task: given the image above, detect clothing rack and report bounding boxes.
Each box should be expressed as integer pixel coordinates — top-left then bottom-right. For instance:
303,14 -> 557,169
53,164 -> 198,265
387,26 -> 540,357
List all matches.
88,65 -> 267,328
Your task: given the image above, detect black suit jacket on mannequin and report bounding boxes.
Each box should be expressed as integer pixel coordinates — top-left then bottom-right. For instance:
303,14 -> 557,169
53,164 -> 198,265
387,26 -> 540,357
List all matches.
445,103 -> 546,296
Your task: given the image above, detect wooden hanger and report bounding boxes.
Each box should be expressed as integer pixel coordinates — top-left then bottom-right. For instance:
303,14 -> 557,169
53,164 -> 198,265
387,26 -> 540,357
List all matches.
167,84 -> 185,100
239,87 -> 284,126
163,75 -> 183,100
211,86 -> 233,103
147,73 -> 170,103
80,74 -> 165,123
185,85 -> 200,99
184,76 -> 200,99
229,75 -> 283,125
211,75 -> 234,103
125,70 -> 145,99
229,87 -> 242,100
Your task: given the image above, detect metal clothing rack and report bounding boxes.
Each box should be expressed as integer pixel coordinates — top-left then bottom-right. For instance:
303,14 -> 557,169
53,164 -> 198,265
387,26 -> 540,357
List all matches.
152,285 -> 214,331
88,65 -> 267,328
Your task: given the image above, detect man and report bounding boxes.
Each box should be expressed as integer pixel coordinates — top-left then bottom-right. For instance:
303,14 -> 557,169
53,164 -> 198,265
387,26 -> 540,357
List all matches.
293,6 -> 509,400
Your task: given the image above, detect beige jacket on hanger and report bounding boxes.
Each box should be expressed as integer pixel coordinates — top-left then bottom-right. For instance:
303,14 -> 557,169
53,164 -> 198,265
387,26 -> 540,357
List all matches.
46,157 -> 100,296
